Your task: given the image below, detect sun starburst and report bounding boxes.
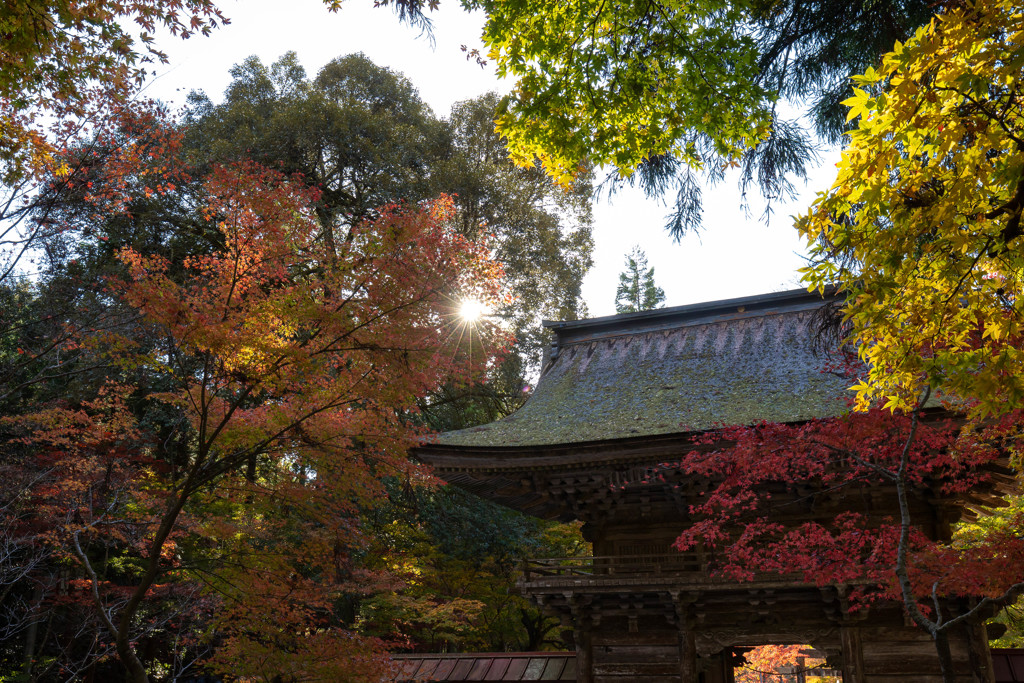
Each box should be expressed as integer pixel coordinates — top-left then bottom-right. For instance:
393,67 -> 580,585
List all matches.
458,298 -> 489,323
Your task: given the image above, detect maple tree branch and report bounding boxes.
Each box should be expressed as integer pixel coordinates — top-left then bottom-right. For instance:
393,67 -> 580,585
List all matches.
933,581 -> 1024,635
70,530 -> 121,641
805,436 -> 900,482
932,86 -> 1024,148
189,391 -> 368,492
932,581 -> 944,628
986,164 -> 1024,248
894,388 -> 932,630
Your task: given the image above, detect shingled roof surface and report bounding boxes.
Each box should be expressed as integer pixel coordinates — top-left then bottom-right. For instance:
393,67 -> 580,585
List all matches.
438,289 -> 851,448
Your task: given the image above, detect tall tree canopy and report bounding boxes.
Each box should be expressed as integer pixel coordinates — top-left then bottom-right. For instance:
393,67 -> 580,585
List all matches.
1,0 -> 940,250
614,246 -> 666,313
187,52 -> 593,386
453,0 -> 935,236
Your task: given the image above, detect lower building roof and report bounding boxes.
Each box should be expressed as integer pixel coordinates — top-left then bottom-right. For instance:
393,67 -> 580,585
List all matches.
387,649 -> 1024,682
388,653 -> 575,682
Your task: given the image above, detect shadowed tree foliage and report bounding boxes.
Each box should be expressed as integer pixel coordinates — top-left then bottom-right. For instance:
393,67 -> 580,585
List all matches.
359,483 -> 587,652
185,52 -> 441,253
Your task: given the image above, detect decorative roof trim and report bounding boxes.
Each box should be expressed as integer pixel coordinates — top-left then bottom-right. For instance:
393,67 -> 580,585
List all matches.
544,286 -> 838,346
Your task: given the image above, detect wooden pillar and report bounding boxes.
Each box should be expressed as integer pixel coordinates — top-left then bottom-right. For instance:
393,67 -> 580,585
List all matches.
570,594 -> 594,683
840,625 -> 867,683
679,626 -> 699,683
965,617 -> 995,683
576,623 -> 594,683
672,590 -> 701,683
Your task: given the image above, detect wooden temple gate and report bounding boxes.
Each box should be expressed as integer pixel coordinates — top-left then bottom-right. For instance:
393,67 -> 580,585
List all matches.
415,289 -> 1015,682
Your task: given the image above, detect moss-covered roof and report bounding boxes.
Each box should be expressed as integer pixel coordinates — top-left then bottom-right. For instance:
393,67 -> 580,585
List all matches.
439,289 -> 850,448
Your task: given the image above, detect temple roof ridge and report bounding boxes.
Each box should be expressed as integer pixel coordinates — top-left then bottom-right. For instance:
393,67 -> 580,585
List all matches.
545,286 -> 835,341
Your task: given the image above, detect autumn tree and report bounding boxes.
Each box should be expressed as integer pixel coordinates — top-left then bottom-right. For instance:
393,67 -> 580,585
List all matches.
0,0 -> 225,169
799,0 -> 1024,419
0,135 -> 507,681
614,246 -> 666,313
791,4 -> 1024,673
735,645 -> 836,683
0,46 -> 583,667
181,56 -> 593,654
0,1 -> 232,287
185,54 -> 593,435
1,8 -> 570,677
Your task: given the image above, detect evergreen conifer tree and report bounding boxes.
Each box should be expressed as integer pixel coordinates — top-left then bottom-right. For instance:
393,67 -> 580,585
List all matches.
614,246 -> 666,313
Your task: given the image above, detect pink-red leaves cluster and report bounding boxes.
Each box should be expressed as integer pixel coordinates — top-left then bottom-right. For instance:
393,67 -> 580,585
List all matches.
647,410 -> 1022,610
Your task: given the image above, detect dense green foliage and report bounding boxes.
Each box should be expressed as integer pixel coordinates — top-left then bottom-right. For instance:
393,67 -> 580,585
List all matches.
614,246 -> 666,313
448,0 -> 935,236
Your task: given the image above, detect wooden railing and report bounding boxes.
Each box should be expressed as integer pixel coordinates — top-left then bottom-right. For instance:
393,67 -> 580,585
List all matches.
521,554 -> 706,582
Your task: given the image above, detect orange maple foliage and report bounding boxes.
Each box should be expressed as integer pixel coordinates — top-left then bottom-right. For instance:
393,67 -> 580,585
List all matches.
0,0 -> 225,178
734,644 -> 836,683
9,153 -> 507,681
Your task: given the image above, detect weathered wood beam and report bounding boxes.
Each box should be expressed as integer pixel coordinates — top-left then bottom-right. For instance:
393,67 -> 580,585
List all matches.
840,626 -> 866,683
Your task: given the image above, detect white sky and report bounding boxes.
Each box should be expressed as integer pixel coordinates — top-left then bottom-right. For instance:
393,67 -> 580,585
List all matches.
140,0 -> 840,319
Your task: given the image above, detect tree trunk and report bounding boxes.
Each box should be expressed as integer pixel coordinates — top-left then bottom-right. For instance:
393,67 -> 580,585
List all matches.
22,583 -> 43,675
934,628 -> 957,683
114,637 -> 150,683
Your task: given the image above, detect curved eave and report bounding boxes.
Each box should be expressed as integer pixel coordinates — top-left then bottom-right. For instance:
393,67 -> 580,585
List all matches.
414,408 -> 998,522
416,408 -> 960,474
414,429 -> 716,520
414,428 -> 715,474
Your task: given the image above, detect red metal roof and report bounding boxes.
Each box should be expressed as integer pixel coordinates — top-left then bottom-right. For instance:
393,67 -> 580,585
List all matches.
388,653 -> 575,682
392,648 -> 1023,682
994,648 -> 1024,683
